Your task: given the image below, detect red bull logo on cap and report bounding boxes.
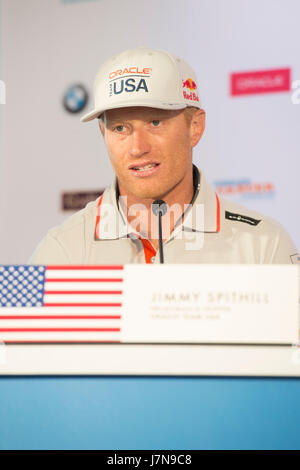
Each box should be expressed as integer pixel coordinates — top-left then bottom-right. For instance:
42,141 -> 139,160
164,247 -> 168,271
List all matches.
182,78 -> 199,102
182,78 -> 197,91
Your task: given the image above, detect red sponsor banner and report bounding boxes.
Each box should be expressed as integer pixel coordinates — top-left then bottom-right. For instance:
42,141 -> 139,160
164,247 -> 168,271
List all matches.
230,68 -> 291,96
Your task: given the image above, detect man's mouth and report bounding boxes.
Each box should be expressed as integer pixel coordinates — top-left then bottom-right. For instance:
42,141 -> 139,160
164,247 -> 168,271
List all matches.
131,163 -> 159,171
128,162 -> 161,177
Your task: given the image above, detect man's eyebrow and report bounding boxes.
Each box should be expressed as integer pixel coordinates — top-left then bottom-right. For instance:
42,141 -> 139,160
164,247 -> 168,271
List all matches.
105,110 -> 174,125
104,118 -> 125,126
146,110 -> 179,120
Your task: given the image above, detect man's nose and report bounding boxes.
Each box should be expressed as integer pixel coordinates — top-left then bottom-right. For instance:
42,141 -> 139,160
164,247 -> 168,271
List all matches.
129,128 -> 151,158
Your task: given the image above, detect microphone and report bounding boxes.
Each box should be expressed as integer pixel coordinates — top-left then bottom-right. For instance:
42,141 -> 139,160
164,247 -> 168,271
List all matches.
151,199 -> 167,264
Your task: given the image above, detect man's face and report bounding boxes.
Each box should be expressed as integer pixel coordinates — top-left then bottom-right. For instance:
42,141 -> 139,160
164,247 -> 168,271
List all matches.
100,106 -> 203,201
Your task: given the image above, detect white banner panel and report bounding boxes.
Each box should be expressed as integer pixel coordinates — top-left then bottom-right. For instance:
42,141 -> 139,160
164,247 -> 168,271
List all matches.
1,344 -> 300,377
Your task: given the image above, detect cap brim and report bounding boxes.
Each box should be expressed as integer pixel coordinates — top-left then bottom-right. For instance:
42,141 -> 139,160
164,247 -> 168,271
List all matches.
80,100 -> 188,123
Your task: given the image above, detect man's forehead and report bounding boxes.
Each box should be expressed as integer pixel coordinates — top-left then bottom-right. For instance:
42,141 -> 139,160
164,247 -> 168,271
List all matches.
104,106 -> 184,123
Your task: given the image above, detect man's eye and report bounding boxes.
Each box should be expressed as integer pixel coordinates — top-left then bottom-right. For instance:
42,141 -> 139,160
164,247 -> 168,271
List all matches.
151,120 -> 161,127
114,125 -> 124,132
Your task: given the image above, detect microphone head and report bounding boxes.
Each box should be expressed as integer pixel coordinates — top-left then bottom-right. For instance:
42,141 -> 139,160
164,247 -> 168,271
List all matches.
152,199 -> 167,216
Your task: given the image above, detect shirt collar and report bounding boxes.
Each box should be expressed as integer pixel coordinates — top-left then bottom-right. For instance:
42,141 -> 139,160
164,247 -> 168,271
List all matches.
181,166 -> 220,233
95,165 -> 220,240
95,175 -> 134,240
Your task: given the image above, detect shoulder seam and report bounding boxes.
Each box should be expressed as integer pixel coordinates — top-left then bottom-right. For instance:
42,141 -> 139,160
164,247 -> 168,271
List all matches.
46,232 -> 72,263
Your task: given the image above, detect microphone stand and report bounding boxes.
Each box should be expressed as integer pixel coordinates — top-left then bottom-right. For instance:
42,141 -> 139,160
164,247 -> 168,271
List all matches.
152,199 -> 167,264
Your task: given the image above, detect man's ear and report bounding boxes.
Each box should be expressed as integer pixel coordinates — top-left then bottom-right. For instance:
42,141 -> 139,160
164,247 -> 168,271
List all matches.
98,119 -> 105,137
190,109 -> 205,148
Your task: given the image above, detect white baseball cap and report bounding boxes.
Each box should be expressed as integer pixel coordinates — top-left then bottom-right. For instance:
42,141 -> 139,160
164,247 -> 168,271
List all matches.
80,47 -> 202,122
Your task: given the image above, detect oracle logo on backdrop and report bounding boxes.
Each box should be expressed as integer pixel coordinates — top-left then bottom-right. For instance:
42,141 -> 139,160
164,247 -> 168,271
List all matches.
230,68 -> 291,96
214,179 -> 275,199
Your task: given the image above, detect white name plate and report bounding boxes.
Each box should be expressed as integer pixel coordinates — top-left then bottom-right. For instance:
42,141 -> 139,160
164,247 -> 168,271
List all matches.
122,265 -> 299,344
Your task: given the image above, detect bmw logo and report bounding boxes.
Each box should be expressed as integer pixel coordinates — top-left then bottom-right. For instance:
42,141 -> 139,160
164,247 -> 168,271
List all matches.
63,84 -> 88,113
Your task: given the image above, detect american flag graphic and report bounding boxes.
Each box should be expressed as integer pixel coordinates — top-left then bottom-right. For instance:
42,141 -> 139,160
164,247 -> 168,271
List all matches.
0,265 -> 123,343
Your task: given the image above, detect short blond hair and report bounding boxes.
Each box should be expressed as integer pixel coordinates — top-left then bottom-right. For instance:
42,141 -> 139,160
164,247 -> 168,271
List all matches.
183,106 -> 200,126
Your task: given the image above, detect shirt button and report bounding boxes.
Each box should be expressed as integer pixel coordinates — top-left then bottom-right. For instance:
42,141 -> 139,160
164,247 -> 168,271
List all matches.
150,256 -> 156,263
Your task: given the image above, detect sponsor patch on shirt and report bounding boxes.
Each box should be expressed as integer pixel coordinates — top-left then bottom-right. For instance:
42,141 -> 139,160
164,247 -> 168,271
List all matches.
225,211 -> 261,226
290,253 -> 300,264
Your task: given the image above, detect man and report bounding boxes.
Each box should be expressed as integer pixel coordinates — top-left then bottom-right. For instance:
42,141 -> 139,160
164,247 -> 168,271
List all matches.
28,47 -> 299,265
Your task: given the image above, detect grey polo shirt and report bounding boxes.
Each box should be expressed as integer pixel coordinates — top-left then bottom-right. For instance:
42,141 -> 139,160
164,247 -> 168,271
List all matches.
28,166 -> 299,265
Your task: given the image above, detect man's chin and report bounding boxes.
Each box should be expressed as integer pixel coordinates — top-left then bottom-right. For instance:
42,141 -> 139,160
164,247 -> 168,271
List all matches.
131,190 -> 165,201
118,177 -> 173,202
128,183 -> 169,201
